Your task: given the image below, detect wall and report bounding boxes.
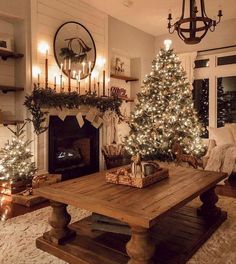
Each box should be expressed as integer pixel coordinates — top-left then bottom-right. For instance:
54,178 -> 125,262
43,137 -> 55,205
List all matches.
32,0 -> 109,171
108,16 -> 155,96
108,16 -> 155,141
155,18 -> 236,54
0,0 -> 29,149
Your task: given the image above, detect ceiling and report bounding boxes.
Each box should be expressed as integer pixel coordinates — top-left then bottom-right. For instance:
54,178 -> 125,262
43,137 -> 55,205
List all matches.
85,0 -> 236,36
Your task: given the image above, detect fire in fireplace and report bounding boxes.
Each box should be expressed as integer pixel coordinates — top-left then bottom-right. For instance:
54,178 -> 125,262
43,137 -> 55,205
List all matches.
48,116 -> 99,179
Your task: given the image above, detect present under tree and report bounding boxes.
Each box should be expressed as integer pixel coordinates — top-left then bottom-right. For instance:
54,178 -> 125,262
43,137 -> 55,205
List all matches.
0,123 -> 36,182
125,40 -> 205,161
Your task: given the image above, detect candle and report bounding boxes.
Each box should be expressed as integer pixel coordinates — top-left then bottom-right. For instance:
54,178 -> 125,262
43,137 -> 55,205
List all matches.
60,74 -> 63,92
102,69 -> 106,96
54,76 -> 56,91
73,70 -> 76,79
64,59 -> 67,71
89,73 -> 91,94
94,77 -> 96,93
68,68 -> 71,92
60,63 -> 63,74
68,58 -> 71,70
37,73 -> 40,88
82,62 -> 86,75
78,70 -> 81,82
45,55 -> 48,89
88,61 -> 92,74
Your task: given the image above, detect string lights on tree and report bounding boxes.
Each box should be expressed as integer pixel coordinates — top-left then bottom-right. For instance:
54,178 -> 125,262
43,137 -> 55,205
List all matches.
125,40 -> 205,160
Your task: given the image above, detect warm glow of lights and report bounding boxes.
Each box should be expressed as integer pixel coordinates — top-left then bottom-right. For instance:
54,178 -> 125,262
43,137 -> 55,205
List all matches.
32,66 -> 41,78
96,57 -> 106,68
164,39 -> 172,51
38,42 -> 49,55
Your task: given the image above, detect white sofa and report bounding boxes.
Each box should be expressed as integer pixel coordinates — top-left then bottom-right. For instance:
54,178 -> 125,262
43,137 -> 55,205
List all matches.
203,123 -> 236,172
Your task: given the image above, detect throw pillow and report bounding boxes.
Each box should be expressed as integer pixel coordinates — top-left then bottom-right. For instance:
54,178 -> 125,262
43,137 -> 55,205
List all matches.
207,126 -> 235,146
225,123 -> 236,143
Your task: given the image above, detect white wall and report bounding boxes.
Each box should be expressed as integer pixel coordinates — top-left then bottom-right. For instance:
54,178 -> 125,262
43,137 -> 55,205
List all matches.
109,16 -> 155,97
155,18 -> 236,54
32,0 -> 109,171
0,0 -> 29,149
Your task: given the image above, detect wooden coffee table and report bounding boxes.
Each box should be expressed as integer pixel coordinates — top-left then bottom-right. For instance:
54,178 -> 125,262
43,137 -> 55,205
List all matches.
35,165 -> 227,264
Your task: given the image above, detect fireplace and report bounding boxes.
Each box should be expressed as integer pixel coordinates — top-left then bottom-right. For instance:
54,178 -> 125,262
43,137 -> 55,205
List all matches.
48,116 -> 99,180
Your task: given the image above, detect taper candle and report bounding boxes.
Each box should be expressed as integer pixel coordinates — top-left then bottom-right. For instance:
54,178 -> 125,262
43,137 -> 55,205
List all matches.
68,69 -> 71,92
60,74 -> 63,92
82,62 -> 86,75
37,73 -> 40,88
102,69 -> 105,96
89,73 -> 91,94
54,76 -> 56,91
88,61 -> 92,73
45,50 -> 48,89
68,58 -> 71,70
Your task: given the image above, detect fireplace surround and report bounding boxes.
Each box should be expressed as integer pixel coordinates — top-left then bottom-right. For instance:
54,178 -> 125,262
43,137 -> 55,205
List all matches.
48,116 -> 99,179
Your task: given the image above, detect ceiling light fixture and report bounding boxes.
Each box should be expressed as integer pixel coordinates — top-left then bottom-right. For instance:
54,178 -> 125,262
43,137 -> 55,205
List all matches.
167,0 -> 223,45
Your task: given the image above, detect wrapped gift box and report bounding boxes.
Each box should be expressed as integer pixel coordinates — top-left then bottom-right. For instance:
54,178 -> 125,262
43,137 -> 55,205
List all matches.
12,192 -> 47,207
32,173 -> 62,189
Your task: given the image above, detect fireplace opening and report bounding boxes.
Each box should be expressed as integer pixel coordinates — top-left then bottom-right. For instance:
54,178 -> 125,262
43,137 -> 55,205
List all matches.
48,116 -> 99,180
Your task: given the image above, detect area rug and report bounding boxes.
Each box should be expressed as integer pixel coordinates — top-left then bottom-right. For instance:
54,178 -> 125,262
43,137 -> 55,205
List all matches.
0,196 -> 236,264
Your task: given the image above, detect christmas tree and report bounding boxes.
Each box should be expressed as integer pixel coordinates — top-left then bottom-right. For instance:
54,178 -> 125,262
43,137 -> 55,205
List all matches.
0,123 -> 36,182
125,40 -> 205,161
217,78 -> 231,127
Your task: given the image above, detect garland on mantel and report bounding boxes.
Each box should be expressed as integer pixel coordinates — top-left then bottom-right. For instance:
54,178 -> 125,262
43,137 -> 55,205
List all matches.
24,86 -> 123,135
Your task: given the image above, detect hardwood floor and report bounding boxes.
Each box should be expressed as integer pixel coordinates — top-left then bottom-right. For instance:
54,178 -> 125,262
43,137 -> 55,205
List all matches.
0,178 -> 235,222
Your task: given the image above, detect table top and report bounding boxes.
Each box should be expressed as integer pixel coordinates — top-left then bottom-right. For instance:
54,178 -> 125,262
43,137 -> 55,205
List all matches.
34,165 -> 227,228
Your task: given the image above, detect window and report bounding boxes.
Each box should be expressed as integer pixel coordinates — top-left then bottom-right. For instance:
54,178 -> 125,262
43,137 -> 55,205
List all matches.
217,55 -> 236,66
217,76 -> 236,127
194,59 -> 209,68
193,79 -> 209,138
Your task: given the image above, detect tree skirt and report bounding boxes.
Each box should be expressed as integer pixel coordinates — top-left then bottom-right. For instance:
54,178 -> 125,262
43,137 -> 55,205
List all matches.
0,197 -> 236,264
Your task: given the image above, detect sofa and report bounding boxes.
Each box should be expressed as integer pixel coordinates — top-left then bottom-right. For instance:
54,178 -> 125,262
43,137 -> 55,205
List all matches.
203,123 -> 236,174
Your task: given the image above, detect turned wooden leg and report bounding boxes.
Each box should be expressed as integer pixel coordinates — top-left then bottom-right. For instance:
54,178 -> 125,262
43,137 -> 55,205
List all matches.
198,187 -> 221,217
43,200 -> 76,245
126,226 -> 155,264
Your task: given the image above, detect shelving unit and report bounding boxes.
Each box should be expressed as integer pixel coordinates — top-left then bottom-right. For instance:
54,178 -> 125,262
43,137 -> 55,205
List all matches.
110,74 -> 139,83
0,50 -> 24,61
1,120 -> 24,126
0,85 -> 24,93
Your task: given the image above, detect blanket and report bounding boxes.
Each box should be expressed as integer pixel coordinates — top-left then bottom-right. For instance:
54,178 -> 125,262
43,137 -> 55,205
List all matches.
205,144 -> 236,175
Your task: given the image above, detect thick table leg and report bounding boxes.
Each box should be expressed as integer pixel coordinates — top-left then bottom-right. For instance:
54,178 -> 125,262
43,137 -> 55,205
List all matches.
126,225 -> 155,264
43,200 -> 76,245
198,187 -> 221,217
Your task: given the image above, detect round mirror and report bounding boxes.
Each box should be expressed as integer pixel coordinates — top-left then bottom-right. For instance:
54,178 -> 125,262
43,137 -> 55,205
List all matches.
54,21 -> 96,80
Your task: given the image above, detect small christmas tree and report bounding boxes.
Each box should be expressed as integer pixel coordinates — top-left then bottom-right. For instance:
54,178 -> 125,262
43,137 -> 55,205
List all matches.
125,40 -> 205,161
0,123 -> 36,182
217,78 -> 232,127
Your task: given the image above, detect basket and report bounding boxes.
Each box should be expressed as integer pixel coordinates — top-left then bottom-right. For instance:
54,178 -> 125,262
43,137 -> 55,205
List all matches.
106,167 -> 169,188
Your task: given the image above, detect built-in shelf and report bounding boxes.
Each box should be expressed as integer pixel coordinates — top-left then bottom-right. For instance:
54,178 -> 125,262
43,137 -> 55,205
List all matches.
110,74 -> 139,83
1,120 -> 24,126
0,85 -> 24,93
0,50 -> 24,61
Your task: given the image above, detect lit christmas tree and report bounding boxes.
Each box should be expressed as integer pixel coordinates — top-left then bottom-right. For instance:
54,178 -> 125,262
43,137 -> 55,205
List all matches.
125,40 -> 205,161
217,78 -> 231,127
0,123 -> 36,182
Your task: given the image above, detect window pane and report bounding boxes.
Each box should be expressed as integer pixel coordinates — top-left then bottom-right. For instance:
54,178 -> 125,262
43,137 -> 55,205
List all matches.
217,55 -> 236,66
193,79 -> 209,138
217,76 -> 236,127
194,59 -> 209,68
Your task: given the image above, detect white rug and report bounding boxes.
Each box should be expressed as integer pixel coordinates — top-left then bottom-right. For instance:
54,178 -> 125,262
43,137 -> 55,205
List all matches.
0,196 -> 236,264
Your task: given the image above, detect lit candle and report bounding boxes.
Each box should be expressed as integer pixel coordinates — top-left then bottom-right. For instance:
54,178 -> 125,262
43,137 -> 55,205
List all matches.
88,61 -> 92,74
73,70 -> 76,79
78,70 -> 81,82
54,76 -> 56,91
64,59 -> 67,71
82,62 -> 86,75
60,63 -> 63,74
68,58 -> 71,70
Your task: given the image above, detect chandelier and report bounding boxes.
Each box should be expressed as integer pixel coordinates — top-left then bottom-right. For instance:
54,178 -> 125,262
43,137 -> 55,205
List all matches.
167,0 -> 223,44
